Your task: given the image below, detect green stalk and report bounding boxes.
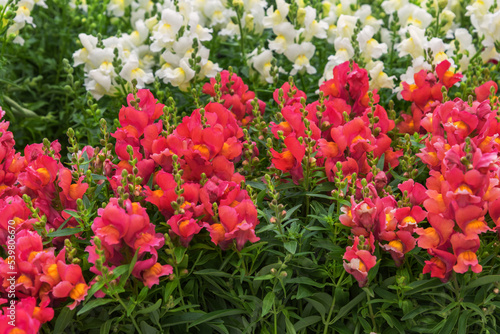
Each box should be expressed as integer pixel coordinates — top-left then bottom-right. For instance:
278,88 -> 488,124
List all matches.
115,294 -> 143,334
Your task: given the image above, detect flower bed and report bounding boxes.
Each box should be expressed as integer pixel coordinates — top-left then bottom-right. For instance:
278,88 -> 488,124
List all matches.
1,0 -> 500,333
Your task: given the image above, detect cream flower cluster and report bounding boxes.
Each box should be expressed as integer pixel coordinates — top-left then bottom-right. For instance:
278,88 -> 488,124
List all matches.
0,0 -> 47,46
73,0 -> 221,99
72,0 -> 500,99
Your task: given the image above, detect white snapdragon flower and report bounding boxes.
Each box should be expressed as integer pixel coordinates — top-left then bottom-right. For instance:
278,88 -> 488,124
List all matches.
448,28 -> 476,69
199,60 -> 221,79
119,54 -> 155,88
381,0 -> 408,14
269,22 -> 297,54
85,49 -> 118,100
301,6 -> 328,41
188,13 -> 213,41
107,0 -> 132,17
366,61 -> 395,90
398,4 -> 433,29
14,0 -> 35,26
399,56 -> 431,86
263,0 -> 289,28
428,38 -> 450,64
466,0 -> 493,18
248,49 -> 275,83
245,0 -> 266,33
122,20 -> 149,49
203,1 -> 233,26
479,11 -> 500,62
355,5 -> 383,32
336,15 -> 358,38
150,8 -> 184,52
333,0 -> 356,16
357,26 -> 388,60
7,21 -> 26,45
220,21 -> 241,37
284,42 -> 316,75
156,58 -> 195,91
332,37 -> 354,64
73,34 -> 99,69
323,14 -> 338,44
398,25 -> 427,59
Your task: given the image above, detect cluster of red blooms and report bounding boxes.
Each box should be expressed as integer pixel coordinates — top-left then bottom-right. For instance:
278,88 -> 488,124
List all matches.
398,60 -> 463,134
96,83 -> 261,271
202,70 -> 266,126
0,109 -> 90,333
411,79 -> 500,281
270,61 -> 402,185
339,178 -> 428,286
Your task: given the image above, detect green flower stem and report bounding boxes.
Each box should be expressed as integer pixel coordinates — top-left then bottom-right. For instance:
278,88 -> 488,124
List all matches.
115,293 -> 143,334
323,270 -> 345,334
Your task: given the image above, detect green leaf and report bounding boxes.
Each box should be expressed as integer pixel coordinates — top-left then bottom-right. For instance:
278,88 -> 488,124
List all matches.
401,306 -> 434,321
262,291 -> 275,317
246,180 -> 266,190
465,275 -> 500,290
63,209 -> 81,220
174,246 -> 187,264
140,321 -> 159,334
295,285 -> 314,300
331,291 -> 366,324
118,248 -> 139,288
100,319 -> 114,334
85,278 -> 106,301
376,153 -> 385,171
194,269 -> 233,278
294,316 -> 321,331
405,278 -> 445,296
164,280 -> 178,301
437,307 -> 460,334
47,227 -> 82,237
91,174 -> 108,180
77,299 -> 115,316
254,274 -> 275,281
284,241 -> 297,254
53,307 -> 76,334
287,277 -> 326,288
457,310 -> 470,334
284,315 -> 296,334
188,309 -> 246,328
137,299 -> 163,315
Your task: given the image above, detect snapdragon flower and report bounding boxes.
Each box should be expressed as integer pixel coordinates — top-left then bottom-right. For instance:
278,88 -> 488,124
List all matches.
284,42 -> 316,75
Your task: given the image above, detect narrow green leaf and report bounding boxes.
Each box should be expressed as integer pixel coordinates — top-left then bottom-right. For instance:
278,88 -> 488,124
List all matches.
164,280 -> 178,301
77,299 -> 115,316
284,315 -> 296,334
437,308 -> 460,334
47,227 -> 82,237
262,291 -> 275,317
140,321 -> 159,334
188,309 -> 246,328
137,299 -> 163,315
401,306 -> 434,321
331,291 -> 366,324
194,269 -> 233,278
118,249 -> 139,288
294,316 -> 321,331
100,319 -> 113,334
465,275 -> 500,290
53,307 -> 76,334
